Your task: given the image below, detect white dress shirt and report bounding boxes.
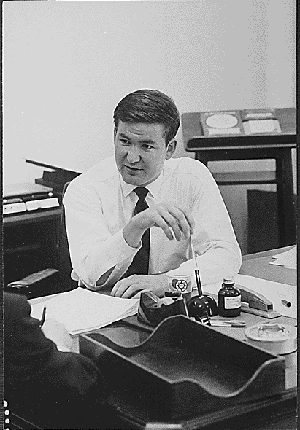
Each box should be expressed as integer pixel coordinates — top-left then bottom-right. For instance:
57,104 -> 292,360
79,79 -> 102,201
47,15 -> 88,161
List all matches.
63,156 -> 242,290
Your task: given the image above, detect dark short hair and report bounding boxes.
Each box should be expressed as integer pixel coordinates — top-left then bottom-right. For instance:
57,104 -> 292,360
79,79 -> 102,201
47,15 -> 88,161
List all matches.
113,89 -> 180,143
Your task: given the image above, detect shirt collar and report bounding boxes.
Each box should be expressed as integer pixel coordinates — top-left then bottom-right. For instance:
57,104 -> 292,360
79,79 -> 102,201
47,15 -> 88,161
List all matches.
120,169 -> 164,199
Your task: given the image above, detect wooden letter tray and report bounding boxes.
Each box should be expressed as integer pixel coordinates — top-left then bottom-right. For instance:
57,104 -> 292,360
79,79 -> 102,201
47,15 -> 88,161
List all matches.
80,315 -> 285,422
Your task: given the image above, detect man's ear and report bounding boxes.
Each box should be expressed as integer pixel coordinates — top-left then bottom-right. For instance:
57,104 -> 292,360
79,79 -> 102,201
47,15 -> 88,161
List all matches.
165,139 -> 177,159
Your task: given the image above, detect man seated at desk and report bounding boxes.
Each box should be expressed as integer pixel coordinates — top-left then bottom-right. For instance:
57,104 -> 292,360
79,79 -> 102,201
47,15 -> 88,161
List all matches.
64,89 -> 242,298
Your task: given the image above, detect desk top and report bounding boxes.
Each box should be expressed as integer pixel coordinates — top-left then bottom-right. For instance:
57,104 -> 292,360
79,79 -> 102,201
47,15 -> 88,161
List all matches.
240,246 -> 296,286
80,247 -> 297,429
95,247 -> 297,370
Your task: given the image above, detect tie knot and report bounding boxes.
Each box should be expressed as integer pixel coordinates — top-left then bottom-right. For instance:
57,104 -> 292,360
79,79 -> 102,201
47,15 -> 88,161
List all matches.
134,187 -> 149,201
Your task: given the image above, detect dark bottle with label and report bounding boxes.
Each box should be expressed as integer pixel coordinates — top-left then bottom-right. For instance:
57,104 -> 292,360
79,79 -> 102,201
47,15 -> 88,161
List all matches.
218,278 -> 241,317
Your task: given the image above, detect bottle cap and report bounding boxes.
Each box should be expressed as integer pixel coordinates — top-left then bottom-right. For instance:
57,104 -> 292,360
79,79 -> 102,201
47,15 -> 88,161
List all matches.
223,278 -> 235,284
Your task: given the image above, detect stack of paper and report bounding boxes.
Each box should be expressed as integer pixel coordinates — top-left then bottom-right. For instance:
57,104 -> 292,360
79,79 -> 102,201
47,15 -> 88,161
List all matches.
270,246 -> 297,270
30,288 -> 139,334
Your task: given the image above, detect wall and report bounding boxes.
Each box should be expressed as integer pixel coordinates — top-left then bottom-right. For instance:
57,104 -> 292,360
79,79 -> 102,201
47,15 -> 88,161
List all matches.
3,0 -> 296,253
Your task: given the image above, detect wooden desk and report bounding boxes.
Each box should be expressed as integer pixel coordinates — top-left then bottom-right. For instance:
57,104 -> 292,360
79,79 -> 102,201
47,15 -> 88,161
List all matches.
3,207 -> 62,288
80,247 -> 297,430
240,246 -> 296,286
182,108 -> 296,248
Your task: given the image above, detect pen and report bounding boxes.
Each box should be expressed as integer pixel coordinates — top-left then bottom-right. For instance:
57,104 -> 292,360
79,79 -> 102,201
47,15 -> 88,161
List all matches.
281,299 -> 292,308
209,321 -> 246,328
211,319 -> 245,323
145,424 -> 182,430
40,306 -> 47,327
191,240 -> 202,296
191,318 -> 245,328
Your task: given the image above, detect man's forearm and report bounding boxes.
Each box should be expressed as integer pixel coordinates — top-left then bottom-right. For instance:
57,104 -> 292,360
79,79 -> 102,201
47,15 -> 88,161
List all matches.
72,229 -> 141,288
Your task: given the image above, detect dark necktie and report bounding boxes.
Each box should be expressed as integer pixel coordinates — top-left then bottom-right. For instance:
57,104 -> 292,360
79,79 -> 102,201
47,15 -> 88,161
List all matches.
124,187 -> 150,277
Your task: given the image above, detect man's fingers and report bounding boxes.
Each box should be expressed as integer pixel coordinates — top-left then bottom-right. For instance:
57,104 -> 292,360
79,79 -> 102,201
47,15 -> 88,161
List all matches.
111,281 -> 142,298
167,206 -> 191,238
158,208 -> 182,241
152,213 -> 175,241
111,274 -> 167,300
111,275 -> 143,298
172,205 -> 195,237
131,289 -> 147,299
158,204 -> 194,239
120,285 -> 143,298
181,207 -> 195,234
111,279 -> 130,297
133,202 -> 195,242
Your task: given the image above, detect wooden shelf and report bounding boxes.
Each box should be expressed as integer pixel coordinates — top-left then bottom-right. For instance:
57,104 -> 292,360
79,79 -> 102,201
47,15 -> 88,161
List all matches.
3,207 -> 62,226
212,170 -> 277,186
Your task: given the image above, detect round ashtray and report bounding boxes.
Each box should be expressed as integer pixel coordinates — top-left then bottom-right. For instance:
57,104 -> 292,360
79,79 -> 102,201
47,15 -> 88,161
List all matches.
245,322 -> 297,354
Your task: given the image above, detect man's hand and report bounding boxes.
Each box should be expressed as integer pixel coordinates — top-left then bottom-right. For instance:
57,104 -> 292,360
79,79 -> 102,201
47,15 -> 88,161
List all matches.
123,202 -> 195,248
42,318 -> 74,352
111,274 -> 168,299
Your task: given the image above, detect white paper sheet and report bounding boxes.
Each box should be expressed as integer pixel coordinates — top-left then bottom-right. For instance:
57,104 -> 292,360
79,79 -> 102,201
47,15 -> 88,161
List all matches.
270,246 -> 297,270
30,288 -> 139,334
204,275 -> 297,319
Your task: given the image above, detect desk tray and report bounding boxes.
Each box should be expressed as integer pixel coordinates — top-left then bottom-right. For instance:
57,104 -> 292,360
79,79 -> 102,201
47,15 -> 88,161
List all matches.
80,315 -> 285,422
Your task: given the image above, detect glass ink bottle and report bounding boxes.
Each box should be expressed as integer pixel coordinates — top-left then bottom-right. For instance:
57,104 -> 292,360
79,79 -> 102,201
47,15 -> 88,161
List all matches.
218,278 -> 241,317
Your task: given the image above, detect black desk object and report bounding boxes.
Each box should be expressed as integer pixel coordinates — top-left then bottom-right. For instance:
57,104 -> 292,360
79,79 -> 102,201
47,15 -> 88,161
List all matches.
182,107 -> 296,248
80,316 -> 296,430
80,315 -> 289,427
25,159 -> 80,194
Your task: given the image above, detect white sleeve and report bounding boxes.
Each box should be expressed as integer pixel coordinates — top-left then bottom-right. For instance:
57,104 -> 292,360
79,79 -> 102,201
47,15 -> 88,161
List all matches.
178,166 -> 242,286
63,180 -> 140,289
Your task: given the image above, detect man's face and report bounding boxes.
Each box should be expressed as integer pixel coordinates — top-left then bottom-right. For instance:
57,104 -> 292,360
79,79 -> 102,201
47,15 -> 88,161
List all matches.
114,121 -> 176,186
